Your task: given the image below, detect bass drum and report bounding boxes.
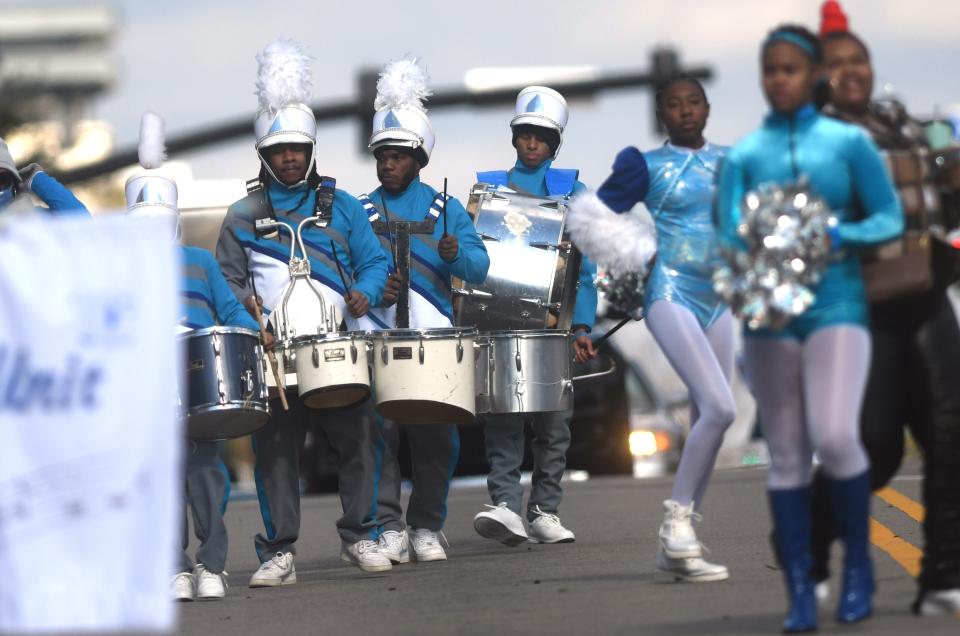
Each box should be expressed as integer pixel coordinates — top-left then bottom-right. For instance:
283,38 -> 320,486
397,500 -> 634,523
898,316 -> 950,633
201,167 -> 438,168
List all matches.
371,328 -> 477,424
475,329 -> 572,415
456,184 -> 581,331
181,327 -> 270,440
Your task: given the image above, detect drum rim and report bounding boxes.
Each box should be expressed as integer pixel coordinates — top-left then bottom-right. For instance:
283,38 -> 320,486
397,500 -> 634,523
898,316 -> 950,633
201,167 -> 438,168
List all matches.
480,329 -> 573,338
370,327 -> 478,340
184,402 -> 271,416
180,326 -> 260,339
290,331 -> 367,346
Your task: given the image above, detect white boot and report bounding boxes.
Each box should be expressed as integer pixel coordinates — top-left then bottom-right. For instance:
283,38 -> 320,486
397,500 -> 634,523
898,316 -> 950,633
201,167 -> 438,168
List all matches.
655,548 -> 729,583
378,529 -> 410,564
658,499 -> 702,558
916,588 -> 960,616
473,503 -> 528,547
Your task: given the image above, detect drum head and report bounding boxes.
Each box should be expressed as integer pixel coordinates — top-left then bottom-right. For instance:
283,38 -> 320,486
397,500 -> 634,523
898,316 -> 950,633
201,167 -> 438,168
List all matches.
301,384 -> 371,410
376,399 -> 475,425
188,407 -> 270,441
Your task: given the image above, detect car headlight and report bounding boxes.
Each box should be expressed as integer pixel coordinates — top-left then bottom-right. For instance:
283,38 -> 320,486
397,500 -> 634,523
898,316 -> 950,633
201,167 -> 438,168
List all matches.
628,430 -> 671,458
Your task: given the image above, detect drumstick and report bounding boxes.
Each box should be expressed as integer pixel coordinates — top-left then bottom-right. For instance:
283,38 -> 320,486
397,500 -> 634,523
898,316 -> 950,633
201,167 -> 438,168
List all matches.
442,177 -> 448,237
330,241 -> 351,296
251,275 -> 289,411
590,315 -> 639,350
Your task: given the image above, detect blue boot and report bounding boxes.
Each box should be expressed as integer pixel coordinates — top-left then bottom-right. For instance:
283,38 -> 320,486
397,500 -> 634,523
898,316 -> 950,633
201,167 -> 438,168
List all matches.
769,487 -> 818,633
825,471 -> 874,624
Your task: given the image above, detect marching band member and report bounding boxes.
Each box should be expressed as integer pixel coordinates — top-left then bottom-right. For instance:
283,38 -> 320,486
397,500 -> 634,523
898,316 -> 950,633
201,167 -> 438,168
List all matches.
216,39 -> 389,580
353,57 -> 489,564
715,25 -> 902,631
0,137 -> 88,217
126,112 -> 261,601
472,86 -> 598,546
809,1 -> 960,616
593,75 -> 734,583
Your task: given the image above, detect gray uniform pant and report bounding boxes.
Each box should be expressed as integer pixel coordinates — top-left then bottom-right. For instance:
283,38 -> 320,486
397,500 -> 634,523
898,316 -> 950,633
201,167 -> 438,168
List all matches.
482,410 -> 572,522
179,440 -> 229,574
252,396 -> 378,562
375,412 -> 460,533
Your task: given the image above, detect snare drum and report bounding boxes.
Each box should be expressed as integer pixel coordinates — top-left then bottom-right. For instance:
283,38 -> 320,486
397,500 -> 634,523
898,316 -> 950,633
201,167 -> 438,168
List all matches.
475,329 -> 573,414
371,328 -> 477,424
292,332 -> 371,409
181,326 -> 269,440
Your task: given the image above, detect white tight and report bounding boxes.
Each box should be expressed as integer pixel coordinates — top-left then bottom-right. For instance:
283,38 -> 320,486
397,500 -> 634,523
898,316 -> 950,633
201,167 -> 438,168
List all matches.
646,301 -> 736,509
743,325 -> 871,490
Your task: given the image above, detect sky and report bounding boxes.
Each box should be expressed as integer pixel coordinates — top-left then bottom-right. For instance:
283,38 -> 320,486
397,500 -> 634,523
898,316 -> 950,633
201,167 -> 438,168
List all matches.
21,0 -> 960,204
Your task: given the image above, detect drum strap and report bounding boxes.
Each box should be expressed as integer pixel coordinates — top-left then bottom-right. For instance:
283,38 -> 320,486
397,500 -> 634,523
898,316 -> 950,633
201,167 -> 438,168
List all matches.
357,192 -> 447,224
244,175 -> 337,224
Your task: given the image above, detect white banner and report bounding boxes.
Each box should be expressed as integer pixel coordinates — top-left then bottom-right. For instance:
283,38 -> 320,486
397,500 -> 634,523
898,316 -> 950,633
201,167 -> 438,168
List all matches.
0,215 -> 181,632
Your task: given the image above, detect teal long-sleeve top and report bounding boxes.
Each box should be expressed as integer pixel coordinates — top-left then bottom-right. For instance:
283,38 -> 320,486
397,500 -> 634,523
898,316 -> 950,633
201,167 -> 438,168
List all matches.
715,103 -> 903,337
477,158 -> 598,331
180,245 -> 259,331
364,176 -> 489,327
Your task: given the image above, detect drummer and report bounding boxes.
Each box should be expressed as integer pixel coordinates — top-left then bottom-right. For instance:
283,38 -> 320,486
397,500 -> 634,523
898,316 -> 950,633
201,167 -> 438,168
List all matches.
352,57 -> 489,564
125,112 -> 265,601
472,86 -> 598,545
216,39 -> 389,580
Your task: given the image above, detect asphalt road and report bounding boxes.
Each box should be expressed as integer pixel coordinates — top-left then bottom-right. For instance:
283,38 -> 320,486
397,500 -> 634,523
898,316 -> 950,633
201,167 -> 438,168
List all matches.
178,463 -> 957,635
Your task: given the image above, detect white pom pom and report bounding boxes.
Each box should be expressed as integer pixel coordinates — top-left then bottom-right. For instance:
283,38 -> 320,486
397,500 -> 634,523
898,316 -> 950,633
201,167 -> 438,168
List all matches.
374,55 -> 432,111
138,111 -> 166,169
567,192 -> 657,277
255,37 -> 312,113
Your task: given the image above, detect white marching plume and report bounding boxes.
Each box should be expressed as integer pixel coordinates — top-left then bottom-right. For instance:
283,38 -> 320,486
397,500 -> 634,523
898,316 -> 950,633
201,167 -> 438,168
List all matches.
374,55 -> 432,111
137,111 -> 166,169
255,37 -> 312,114
567,192 -> 657,277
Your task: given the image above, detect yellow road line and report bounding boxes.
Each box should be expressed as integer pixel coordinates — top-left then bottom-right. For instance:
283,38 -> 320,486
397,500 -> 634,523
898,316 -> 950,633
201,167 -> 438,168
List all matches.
869,517 -> 922,578
876,486 -> 925,523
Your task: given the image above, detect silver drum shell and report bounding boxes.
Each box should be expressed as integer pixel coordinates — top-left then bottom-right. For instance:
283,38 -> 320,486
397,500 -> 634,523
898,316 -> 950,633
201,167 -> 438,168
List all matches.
181,326 -> 270,440
475,329 -> 572,414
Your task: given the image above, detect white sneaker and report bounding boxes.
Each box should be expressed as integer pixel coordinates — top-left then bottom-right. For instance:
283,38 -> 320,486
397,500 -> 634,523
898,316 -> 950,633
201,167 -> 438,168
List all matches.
409,528 -> 448,562
815,580 -> 830,605
340,539 -> 393,572
658,499 -> 702,558
378,530 -> 410,564
527,506 -> 575,544
248,551 -> 297,587
474,503 -> 528,547
655,549 -> 729,583
916,588 -> 960,616
195,565 -> 227,600
171,571 -> 195,602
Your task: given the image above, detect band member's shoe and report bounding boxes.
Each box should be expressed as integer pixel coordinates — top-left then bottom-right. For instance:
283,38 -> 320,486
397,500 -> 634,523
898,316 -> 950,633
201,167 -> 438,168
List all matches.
171,571 -> 195,601
654,549 -> 729,583
409,528 -> 448,562
913,588 -> 960,616
194,565 -> 227,600
248,551 -> 297,587
527,506 -> 575,544
473,503 -> 528,546
340,539 -> 393,573
378,530 -> 410,564
658,499 -> 702,559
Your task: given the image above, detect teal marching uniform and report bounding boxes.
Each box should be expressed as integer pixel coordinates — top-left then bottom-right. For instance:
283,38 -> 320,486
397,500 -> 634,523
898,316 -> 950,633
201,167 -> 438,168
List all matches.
178,246 -> 259,580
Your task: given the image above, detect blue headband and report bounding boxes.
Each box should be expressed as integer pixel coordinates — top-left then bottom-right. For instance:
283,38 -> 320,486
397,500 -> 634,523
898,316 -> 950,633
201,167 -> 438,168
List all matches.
764,31 -> 817,60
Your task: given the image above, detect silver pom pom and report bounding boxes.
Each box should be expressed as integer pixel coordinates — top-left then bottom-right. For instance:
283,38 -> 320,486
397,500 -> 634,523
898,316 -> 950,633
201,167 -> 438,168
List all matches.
595,268 -> 645,319
713,178 -> 837,330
